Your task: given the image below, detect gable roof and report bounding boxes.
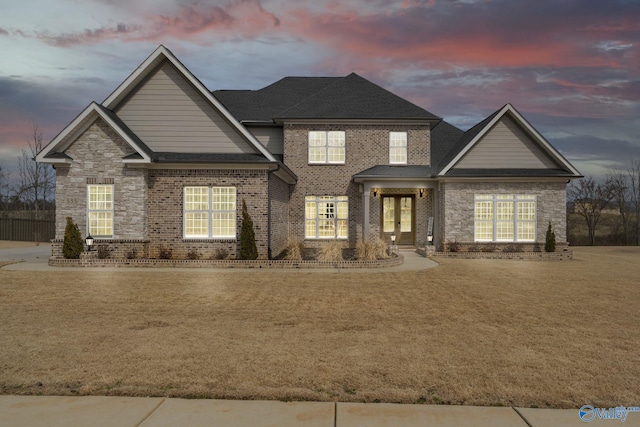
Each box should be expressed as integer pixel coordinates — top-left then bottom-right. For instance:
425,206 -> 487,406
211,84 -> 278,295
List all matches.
214,73 -> 440,122
36,102 -> 153,164
438,104 -> 581,177
102,45 -> 277,162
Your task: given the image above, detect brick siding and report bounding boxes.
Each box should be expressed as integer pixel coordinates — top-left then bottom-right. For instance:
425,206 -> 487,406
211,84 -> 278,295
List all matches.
146,168 -> 270,259
283,123 -> 430,247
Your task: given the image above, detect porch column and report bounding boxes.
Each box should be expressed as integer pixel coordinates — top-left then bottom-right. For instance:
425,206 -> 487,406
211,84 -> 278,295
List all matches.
362,184 -> 370,241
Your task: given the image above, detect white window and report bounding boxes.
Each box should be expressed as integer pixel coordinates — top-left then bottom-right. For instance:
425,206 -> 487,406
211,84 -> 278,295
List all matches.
305,196 -> 348,239
389,132 -> 407,164
308,131 -> 345,164
474,194 -> 536,242
87,184 -> 113,237
184,186 -> 236,239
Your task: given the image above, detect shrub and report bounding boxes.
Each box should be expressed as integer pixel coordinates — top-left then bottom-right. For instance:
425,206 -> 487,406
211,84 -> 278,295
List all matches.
318,241 -> 344,262
446,240 -> 461,252
213,248 -> 229,260
96,245 -> 111,259
158,245 -> 172,259
239,199 -> 258,260
545,222 -> 556,252
284,239 -> 303,261
125,248 -> 138,260
62,217 -> 84,259
186,249 -> 200,260
356,241 -> 376,261
503,244 -> 524,253
467,243 -> 482,252
356,238 -> 389,260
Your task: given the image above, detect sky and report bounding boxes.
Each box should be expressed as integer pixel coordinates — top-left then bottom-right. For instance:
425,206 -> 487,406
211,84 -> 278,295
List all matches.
1,0 -> 639,184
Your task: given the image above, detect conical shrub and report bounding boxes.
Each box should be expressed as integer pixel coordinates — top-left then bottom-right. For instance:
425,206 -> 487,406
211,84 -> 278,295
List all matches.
239,199 -> 258,260
62,217 -> 84,259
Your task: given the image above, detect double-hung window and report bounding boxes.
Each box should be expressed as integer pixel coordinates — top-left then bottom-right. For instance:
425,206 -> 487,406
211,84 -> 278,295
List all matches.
308,131 -> 345,164
305,196 -> 348,239
474,194 -> 536,242
389,132 -> 407,164
87,184 -> 114,237
184,186 -> 236,239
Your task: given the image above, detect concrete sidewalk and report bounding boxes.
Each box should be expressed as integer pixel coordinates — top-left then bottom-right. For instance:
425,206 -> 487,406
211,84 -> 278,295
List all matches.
2,396 -> 636,427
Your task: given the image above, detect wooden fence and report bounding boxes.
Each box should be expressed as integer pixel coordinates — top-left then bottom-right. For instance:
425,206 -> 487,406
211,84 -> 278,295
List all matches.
0,218 -> 55,242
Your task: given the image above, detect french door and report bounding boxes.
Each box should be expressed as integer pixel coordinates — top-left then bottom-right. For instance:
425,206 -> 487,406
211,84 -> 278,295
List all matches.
381,195 -> 415,245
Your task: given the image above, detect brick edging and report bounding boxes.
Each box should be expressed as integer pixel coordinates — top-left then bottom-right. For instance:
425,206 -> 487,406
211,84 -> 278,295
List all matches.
47,253 -> 404,269
428,250 -> 572,260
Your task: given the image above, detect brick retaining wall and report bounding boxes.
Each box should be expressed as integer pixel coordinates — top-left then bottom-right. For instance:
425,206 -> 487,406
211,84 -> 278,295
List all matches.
48,253 -> 404,269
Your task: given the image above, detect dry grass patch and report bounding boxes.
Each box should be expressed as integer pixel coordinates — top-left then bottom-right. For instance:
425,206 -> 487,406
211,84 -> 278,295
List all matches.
0,247 -> 639,408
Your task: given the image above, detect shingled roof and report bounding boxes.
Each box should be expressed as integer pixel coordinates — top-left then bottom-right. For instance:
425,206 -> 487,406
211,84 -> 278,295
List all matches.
213,73 -> 440,122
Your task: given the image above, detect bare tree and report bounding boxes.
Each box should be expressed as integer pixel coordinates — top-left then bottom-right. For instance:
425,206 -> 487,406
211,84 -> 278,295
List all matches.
568,177 -> 613,246
607,171 -> 631,244
628,159 -> 640,245
0,164 -> 9,218
18,123 -> 55,220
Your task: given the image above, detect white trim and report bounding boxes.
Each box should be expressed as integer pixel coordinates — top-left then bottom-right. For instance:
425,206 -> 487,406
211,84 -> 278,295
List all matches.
87,184 -> 115,238
183,186 -> 237,240
36,102 -> 152,164
102,45 -> 277,162
439,104 -> 581,176
473,194 -> 537,243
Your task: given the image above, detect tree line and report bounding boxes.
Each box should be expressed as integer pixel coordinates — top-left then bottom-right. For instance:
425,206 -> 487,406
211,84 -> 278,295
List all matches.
0,123 -> 55,220
569,159 -> 640,246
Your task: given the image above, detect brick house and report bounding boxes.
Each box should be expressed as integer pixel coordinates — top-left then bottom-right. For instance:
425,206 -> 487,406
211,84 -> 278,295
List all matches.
37,46 -> 581,259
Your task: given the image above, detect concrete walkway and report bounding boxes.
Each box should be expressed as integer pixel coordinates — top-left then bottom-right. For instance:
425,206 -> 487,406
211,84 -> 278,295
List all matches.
2,396 -> 636,426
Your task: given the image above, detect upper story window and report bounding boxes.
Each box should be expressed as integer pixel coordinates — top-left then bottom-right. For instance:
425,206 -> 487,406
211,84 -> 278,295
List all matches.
389,132 -> 407,164
87,184 -> 114,238
308,131 -> 345,164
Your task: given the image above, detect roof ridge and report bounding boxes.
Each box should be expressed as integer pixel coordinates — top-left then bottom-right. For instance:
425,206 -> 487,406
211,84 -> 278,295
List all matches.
275,75 -> 347,117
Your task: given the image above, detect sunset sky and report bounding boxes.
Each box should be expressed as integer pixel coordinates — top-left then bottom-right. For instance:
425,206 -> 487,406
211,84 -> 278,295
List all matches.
1,0 -> 639,183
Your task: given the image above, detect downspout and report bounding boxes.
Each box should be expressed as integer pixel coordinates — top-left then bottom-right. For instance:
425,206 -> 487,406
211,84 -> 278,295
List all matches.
267,166 -> 275,260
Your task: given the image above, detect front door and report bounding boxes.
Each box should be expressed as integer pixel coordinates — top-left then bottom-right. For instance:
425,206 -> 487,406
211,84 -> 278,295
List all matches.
382,195 -> 415,245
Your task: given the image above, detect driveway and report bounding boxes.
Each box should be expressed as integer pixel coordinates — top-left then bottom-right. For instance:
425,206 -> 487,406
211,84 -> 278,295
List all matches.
0,242 -> 51,264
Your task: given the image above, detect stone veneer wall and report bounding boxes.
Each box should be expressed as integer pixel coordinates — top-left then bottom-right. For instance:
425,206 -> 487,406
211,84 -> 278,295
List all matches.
439,181 -> 568,245
268,174 -> 291,258
146,168 -> 270,259
283,123 -> 430,248
52,119 -> 147,257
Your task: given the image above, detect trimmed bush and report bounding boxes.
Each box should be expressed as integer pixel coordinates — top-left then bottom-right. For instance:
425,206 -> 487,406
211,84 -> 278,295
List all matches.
62,217 -> 84,259
545,222 -> 556,252
186,249 -> 200,260
239,199 -> 258,260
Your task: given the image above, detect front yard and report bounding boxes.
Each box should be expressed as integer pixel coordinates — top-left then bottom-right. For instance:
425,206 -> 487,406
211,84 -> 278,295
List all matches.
0,247 -> 638,408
